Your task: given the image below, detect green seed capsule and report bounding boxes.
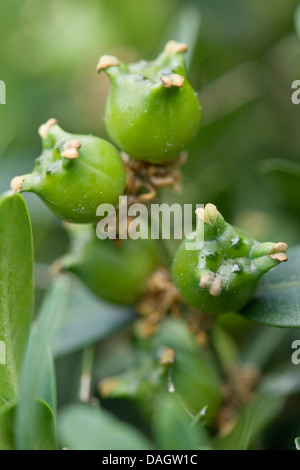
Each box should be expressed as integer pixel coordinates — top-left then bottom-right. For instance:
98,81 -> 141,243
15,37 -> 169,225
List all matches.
11,119 -> 126,223
60,224 -> 159,305
172,204 -> 288,314
98,41 -> 201,164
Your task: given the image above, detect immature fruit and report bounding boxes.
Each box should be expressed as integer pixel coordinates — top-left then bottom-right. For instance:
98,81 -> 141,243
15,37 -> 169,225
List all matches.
60,224 -> 159,305
11,119 -> 126,223
98,41 -> 201,164
172,204 -> 288,314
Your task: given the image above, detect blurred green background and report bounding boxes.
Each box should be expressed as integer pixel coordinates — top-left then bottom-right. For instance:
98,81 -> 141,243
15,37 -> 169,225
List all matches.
1,0 -> 300,265
1,0 -> 300,450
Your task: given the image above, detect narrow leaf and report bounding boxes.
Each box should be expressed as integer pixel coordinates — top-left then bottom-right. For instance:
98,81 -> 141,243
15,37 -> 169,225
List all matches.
260,158 -> 300,211
58,403 -> 153,450
0,192 -> 34,402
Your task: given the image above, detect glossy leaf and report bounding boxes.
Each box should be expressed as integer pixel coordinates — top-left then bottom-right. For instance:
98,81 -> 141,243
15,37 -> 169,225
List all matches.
242,245 -> 300,328
58,403 -> 153,450
0,191 -> 34,402
15,275 -> 70,450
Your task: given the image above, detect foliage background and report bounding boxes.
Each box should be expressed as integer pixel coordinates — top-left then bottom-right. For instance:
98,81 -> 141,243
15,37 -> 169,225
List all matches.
0,0 -> 300,450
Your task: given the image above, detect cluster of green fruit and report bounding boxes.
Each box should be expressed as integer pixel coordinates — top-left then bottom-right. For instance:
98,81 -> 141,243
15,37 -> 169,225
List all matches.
10,42 -> 288,315
11,40 -> 200,223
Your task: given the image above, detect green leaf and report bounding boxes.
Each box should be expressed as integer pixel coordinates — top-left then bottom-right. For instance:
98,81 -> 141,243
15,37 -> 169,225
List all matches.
295,437 -> 300,450
259,366 -> 300,398
0,400 -> 56,450
152,392 -> 210,450
0,191 -> 34,402
15,275 -> 70,450
242,245 -> 300,328
52,277 -> 135,357
36,347 -> 57,413
0,403 -> 15,450
242,326 -> 289,369
58,403 -> 153,450
214,393 -> 284,450
260,159 -> 300,211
